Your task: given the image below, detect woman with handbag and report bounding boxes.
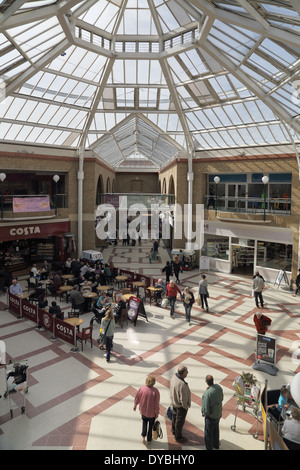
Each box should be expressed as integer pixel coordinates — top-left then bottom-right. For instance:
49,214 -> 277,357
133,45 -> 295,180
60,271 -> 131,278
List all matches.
133,375 -> 160,446
100,308 -> 115,363
198,274 -> 209,312
182,287 -> 195,325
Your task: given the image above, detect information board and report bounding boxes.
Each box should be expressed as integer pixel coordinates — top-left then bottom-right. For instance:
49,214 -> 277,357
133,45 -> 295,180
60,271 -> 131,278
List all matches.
256,333 -> 277,365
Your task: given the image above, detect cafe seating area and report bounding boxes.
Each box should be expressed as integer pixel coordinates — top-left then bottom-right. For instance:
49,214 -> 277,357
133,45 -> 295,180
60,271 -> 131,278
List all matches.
1,240 -> 299,451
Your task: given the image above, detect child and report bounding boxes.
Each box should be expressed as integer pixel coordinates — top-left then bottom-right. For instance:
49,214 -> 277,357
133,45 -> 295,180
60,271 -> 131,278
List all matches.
278,385 -> 289,416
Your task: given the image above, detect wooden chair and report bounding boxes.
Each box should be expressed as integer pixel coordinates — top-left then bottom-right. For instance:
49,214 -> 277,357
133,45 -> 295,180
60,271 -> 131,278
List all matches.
115,308 -> 128,328
76,326 -> 93,351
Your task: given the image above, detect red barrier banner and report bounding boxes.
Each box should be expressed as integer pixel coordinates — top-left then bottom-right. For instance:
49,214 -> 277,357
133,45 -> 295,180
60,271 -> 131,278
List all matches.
38,308 -> 54,332
21,300 -> 38,323
54,318 -> 76,346
8,293 -> 21,316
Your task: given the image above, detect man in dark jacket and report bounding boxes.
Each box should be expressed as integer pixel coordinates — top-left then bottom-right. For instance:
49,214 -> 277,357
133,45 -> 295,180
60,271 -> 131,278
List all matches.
162,261 -> 172,282
293,269 -> 300,296
201,375 -> 223,450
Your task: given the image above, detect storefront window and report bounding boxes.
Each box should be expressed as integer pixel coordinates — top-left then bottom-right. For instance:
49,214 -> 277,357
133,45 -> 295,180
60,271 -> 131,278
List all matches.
203,234 -> 229,260
256,241 -> 292,271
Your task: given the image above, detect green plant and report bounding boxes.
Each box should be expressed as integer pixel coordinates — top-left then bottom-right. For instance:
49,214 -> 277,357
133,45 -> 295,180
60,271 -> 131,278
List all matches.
241,372 -> 257,386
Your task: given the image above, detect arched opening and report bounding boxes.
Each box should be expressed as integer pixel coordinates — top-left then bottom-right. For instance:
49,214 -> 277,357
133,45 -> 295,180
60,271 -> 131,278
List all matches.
96,174 -> 104,205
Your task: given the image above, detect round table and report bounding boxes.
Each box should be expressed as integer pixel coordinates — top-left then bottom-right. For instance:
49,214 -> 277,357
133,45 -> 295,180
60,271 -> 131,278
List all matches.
64,317 -> 83,327
97,285 -> 109,292
59,285 -> 73,302
115,275 -> 128,287
132,281 -> 145,297
121,293 -> 132,302
61,275 -> 74,280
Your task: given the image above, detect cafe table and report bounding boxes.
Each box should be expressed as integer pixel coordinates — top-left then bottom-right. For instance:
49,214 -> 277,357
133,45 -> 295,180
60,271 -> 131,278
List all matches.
121,293 -> 132,302
83,291 -> 97,312
64,317 -> 83,352
115,275 -> 128,288
132,281 -> 145,297
146,286 -> 161,305
97,285 -> 109,292
59,285 -> 73,302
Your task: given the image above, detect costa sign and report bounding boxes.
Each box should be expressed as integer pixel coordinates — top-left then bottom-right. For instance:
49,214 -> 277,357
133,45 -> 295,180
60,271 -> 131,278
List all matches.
0,221 -> 70,241
10,226 -> 41,236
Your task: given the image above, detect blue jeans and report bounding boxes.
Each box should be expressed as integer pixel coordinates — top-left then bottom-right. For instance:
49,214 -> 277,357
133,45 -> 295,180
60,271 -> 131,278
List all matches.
204,416 -> 220,450
168,296 -> 176,316
184,303 -> 192,323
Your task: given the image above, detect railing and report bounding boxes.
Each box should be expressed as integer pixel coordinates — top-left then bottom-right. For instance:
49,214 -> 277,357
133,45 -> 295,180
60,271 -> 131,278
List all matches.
0,194 -> 67,213
204,195 -> 291,215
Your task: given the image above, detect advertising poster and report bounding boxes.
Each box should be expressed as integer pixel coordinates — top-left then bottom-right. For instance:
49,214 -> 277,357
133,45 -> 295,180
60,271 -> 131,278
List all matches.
256,333 -> 277,365
127,296 -> 140,324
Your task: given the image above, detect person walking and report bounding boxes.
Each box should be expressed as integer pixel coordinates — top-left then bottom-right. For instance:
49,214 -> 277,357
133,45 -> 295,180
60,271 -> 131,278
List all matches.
170,365 -> 191,443
152,240 -> 159,262
165,280 -> 182,318
162,261 -> 173,282
133,375 -> 160,446
182,287 -> 195,325
198,274 -> 209,312
253,272 -> 265,308
172,255 -> 181,283
293,269 -> 300,297
253,312 -> 272,335
201,374 -> 223,450
100,308 -> 115,363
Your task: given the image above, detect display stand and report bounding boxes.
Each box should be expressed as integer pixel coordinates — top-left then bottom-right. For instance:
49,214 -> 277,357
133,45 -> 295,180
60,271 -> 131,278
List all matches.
252,333 -> 278,376
274,269 -> 289,289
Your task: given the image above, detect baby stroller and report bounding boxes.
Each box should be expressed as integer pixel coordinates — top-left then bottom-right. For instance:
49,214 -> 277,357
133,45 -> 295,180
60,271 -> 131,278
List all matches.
90,303 -> 111,326
4,360 -> 29,418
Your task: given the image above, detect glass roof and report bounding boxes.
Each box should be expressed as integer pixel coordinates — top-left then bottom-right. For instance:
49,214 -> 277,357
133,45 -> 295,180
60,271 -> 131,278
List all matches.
1,0 -> 300,169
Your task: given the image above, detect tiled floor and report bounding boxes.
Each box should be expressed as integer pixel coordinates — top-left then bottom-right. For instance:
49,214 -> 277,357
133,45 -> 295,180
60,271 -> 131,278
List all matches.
0,241 -> 299,451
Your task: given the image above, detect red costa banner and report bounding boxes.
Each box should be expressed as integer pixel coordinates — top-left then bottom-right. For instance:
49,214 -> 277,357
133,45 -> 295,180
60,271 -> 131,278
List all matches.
21,299 -> 38,323
8,292 -> 21,316
38,308 -> 54,332
0,220 -> 70,242
54,317 -> 76,346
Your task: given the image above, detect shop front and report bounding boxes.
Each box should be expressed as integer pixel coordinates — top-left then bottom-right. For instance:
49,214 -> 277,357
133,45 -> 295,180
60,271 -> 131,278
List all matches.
201,221 -> 293,282
0,219 -> 70,272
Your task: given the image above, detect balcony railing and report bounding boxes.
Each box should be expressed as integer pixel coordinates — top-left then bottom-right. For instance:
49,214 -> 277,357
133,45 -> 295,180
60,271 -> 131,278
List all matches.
0,194 -> 67,214
204,195 -> 291,215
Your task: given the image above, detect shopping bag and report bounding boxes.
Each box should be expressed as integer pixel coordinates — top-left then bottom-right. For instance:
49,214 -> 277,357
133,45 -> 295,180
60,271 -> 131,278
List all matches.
161,298 -> 169,308
197,295 -> 201,306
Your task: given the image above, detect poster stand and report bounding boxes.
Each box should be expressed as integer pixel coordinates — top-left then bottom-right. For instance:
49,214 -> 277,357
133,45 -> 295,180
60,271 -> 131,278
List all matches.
127,296 -> 148,327
252,333 -> 278,376
274,269 -> 289,289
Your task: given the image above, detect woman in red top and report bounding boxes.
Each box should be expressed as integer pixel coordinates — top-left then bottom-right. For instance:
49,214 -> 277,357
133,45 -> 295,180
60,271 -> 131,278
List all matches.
133,375 -> 160,445
166,280 -> 182,318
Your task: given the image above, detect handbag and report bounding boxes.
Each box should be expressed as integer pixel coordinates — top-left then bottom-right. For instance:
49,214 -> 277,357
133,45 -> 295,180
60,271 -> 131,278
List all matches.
98,319 -> 111,347
152,420 -> 163,440
165,405 -> 173,421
